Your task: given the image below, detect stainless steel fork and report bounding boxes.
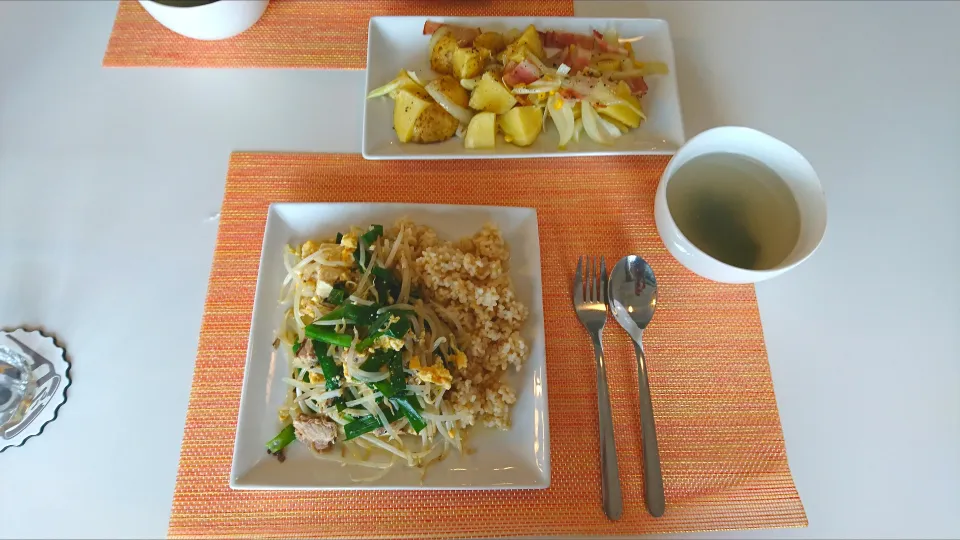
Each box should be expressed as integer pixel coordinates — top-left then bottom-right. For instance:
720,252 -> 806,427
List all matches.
573,256 -> 622,521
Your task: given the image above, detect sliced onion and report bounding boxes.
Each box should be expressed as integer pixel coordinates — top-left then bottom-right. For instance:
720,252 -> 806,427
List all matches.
572,118 -> 583,143
524,52 -> 551,74
460,77 -> 480,90
547,95 -> 575,148
366,78 -> 403,99
598,114 -> 623,138
588,82 -> 644,117
511,80 -> 562,94
367,71 -> 425,100
581,102 -> 618,145
561,74 -> 601,97
425,80 -> 474,124
602,28 -> 620,48
406,70 -> 425,85
428,26 -> 452,55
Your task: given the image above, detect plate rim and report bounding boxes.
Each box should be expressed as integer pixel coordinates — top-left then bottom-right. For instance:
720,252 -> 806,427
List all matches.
229,202 -> 551,490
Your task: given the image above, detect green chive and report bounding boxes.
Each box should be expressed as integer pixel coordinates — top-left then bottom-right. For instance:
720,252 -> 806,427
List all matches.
313,343 -> 343,391
265,424 -> 296,454
304,327 -> 353,348
327,284 -> 346,305
361,224 -> 384,246
392,395 -> 427,433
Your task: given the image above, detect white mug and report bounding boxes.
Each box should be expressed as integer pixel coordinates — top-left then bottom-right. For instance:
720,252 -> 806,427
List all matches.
654,126 -> 827,284
139,0 -> 269,41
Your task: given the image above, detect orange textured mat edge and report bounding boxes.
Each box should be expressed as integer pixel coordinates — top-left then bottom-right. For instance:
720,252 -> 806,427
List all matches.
169,153 -> 806,538
103,0 -> 575,69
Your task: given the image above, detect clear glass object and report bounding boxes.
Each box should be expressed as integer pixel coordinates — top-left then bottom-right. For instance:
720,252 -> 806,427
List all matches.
0,345 -> 35,429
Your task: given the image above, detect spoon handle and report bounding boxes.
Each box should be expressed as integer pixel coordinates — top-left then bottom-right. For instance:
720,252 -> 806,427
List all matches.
633,340 -> 665,517
592,334 -> 623,521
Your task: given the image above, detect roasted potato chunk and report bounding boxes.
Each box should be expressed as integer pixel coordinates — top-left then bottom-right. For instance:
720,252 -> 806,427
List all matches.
464,112 -> 496,149
412,105 -> 458,143
430,34 -> 459,75
467,72 -> 517,114
499,106 -> 542,147
394,88 -> 457,144
429,75 -> 470,107
394,87 -> 432,143
512,24 -> 544,60
498,41 -> 531,67
453,47 -> 486,79
473,31 -> 506,54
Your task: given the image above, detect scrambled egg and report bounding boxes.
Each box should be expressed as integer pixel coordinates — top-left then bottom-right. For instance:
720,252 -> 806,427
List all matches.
300,241 -> 319,258
308,372 -> 324,384
339,231 -> 358,263
367,335 -> 404,353
409,355 -> 452,390
451,346 -> 468,370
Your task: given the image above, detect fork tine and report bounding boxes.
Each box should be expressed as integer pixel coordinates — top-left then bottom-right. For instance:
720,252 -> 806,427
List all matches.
600,256 -> 608,305
586,256 -> 594,302
593,256 -> 601,303
592,256 -> 599,302
574,256 -> 583,304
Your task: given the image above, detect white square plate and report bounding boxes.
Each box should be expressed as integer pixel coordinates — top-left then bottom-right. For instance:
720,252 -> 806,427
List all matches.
363,16 -> 685,160
230,203 -> 549,489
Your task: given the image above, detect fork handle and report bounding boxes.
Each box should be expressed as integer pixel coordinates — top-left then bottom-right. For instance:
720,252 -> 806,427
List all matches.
633,340 -> 665,517
592,334 -> 623,521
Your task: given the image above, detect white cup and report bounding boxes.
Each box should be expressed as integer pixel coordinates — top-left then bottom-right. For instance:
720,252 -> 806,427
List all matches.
139,0 -> 269,41
654,126 -> 827,284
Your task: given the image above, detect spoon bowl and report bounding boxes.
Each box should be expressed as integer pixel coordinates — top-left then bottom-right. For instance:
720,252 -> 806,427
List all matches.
609,255 -> 658,337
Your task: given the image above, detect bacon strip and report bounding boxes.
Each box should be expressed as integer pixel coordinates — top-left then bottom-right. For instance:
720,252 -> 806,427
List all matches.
502,59 -> 542,87
568,46 -> 592,73
624,76 -> 649,96
541,30 -> 595,50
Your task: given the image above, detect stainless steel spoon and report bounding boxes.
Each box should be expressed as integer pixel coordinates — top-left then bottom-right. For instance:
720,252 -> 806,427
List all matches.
609,255 -> 665,517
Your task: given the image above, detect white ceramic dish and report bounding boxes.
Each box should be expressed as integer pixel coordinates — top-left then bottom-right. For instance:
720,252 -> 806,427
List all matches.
138,0 -> 269,41
230,203 -> 549,489
654,126 -> 828,284
362,16 -> 685,160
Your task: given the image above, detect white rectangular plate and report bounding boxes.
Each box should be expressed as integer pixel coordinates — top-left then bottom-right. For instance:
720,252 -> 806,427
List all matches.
230,203 -> 549,489
363,16 -> 685,160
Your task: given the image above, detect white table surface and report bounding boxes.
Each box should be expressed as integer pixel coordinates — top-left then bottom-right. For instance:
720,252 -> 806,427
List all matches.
1,1 -> 958,538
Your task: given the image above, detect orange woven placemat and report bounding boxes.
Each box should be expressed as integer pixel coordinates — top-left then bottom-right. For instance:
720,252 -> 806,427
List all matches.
103,0 -> 574,69
170,153 -> 806,538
